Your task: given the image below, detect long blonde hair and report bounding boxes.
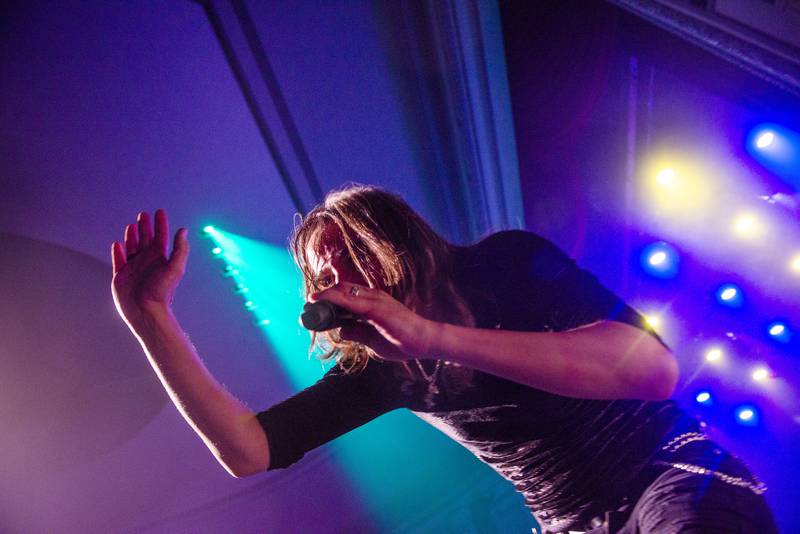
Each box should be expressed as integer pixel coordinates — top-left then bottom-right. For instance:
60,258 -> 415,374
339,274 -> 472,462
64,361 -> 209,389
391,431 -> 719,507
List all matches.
291,184 -> 475,373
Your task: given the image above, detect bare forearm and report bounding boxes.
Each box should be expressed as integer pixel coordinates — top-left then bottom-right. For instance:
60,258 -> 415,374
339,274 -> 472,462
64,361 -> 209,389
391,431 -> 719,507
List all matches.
431,320 -> 677,400
130,306 -> 269,476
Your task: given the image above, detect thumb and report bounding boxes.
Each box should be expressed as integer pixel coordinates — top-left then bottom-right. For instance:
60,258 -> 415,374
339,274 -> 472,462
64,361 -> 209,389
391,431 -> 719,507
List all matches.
168,228 -> 190,271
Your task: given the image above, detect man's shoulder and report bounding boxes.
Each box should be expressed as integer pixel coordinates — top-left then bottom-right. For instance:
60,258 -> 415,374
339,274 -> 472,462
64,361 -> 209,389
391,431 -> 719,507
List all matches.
459,229 -> 575,281
469,229 -> 564,259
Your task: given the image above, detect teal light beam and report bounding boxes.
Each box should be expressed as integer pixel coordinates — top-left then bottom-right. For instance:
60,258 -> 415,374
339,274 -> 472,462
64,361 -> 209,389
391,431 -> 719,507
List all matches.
203,224 -> 322,388
203,225 -> 536,532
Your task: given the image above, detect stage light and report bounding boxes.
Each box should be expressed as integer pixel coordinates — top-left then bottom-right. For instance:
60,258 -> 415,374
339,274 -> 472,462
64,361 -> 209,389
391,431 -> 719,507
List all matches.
720,287 -> 737,300
656,168 -> 677,186
732,213 -> 761,238
705,348 -> 723,362
640,242 -> 680,278
756,131 -> 775,149
716,284 -> 743,308
695,391 -> 713,405
747,123 -> 800,190
644,315 -> 660,328
790,254 -> 800,273
201,224 -> 322,391
767,321 -> 791,342
641,155 -> 713,217
752,367 -> 770,381
735,405 -> 759,426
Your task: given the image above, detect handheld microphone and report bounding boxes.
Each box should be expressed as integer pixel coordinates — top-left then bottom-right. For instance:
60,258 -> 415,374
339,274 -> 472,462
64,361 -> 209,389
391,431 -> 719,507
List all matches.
300,301 -> 355,331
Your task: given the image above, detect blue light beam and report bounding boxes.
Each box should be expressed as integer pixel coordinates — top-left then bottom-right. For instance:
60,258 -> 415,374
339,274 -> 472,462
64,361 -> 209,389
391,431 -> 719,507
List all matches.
640,241 -> 680,279
747,124 -> 800,190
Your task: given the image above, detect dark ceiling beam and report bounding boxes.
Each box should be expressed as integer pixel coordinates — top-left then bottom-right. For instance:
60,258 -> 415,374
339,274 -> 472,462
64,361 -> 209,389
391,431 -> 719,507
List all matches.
607,0 -> 800,98
198,0 -> 323,215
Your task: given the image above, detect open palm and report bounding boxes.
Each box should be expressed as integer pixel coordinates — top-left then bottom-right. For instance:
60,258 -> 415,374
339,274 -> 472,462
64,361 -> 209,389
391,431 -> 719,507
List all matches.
111,209 -> 189,328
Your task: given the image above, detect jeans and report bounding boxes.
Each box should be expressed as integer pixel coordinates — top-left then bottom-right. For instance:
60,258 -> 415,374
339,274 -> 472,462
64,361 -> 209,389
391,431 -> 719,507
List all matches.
593,466 -> 779,533
594,445 -> 778,534
538,440 -> 779,534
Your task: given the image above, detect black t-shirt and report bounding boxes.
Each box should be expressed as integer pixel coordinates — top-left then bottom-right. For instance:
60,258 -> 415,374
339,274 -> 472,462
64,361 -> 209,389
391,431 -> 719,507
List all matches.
257,230 -> 700,531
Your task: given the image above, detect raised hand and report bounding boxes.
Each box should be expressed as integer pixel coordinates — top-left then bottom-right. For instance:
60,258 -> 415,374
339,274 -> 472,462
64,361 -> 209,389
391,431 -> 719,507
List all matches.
111,209 -> 189,329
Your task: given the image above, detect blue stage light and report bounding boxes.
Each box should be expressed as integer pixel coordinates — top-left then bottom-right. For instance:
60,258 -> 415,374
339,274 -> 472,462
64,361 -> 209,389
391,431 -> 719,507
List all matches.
755,131 -> 775,149
716,283 -> 743,308
767,321 -> 792,343
640,241 -> 680,279
695,391 -> 713,406
735,404 -> 759,426
747,123 -> 800,190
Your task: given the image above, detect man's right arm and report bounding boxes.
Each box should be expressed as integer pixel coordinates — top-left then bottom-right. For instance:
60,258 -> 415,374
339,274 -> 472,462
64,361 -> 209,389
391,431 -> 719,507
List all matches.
130,305 -> 269,477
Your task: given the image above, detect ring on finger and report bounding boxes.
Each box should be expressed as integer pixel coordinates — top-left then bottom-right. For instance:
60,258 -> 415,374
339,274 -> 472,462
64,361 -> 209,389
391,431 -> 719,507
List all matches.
349,285 -> 360,297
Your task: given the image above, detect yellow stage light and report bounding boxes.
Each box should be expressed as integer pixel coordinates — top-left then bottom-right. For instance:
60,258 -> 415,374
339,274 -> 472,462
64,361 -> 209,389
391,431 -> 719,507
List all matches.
732,213 -> 762,238
705,348 -> 722,362
644,315 -> 660,328
656,168 -> 677,186
640,155 -> 713,218
752,367 -> 769,381
790,254 -> 800,273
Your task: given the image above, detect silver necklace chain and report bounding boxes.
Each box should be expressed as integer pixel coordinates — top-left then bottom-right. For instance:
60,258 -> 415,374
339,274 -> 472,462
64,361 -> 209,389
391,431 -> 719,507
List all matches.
415,358 -> 442,382
412,359 -> 442,408
657,431 -> 768,495
654,461 -> 768,495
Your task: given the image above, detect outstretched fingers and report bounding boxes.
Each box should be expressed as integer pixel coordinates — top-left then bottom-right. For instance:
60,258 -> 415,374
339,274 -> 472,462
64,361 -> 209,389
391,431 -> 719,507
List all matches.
113,211 -> 187,276
168,227 -> 190,274
112,241 -> 126,274
137,211 -> 152,249
124,223 -> 139,258
153,209 -> 169,258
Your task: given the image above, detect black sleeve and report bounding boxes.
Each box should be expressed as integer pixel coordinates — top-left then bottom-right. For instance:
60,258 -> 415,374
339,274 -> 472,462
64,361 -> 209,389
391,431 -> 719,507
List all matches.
256,360 -> 401,470
481,230 -> 667,348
